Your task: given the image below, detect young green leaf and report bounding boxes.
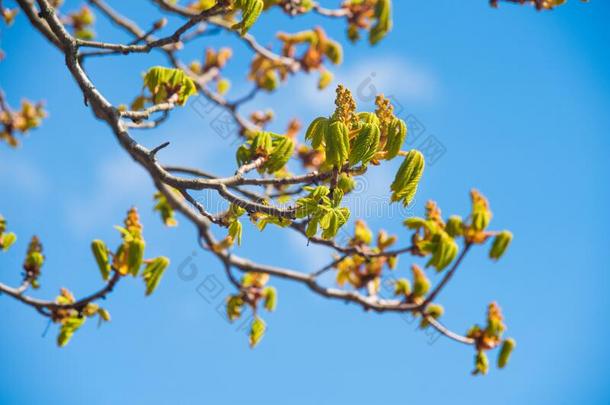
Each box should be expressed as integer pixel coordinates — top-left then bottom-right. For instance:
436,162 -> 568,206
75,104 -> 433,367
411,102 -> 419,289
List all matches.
227,295 -> 245,321
411,264 -> 430,298
474,350 -> 489,375
369,0 -> 392,45
349,123 -> 380,166
233,0 -> 264,35
390,150 -> 425,206
263,286 -> 277,312
249,316 -> 266,348
305,117 -> 329,149
127,239 -> 145,277
91,239 -> 111,281
0,232 -> 16,252
325,120 -> 350,168
383,117 -> 406,160
228,220 -> 243,246
264,135 -> 294,173
57,316 -> 85,347
142,256 -> 170,296
489,231 -> 513,260
498,338 -> 516,368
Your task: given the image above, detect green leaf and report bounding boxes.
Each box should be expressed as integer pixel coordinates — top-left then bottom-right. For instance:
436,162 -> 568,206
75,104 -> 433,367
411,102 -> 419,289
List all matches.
426,232 -> 458,272
91,239 -> 110,280
411,264 -> 430,298
337,173 -> 356,193
227,295 -> 244,321
318,70 -> 334,90
420,304 -> 444,329
305,117 -> 329,150
57,316 -> 85,347
358,112 -> 380,126
264,135 -> 294,173
250,131 -> 274,157
305,217 -> 319,238
349,123 -> 380,166
323,39 -> 343,64
474,350 -> 489,375
154,192 -> 178,227
383,117 -> 406,160
445,215 -> 464,238
0,232 -> 16,252
236,144 -> 252,166
143,66 -> 197,106
498,338 -> 516,368
390,150 -> 425,206
142,256 -> 170,296
263,286 -> 277,311
233,0 -> 264,35
249,316 -> 266,348
228,220 -> 243,246
489,231 -> 513,260
98,308 -> 111,322
394,278 -> 411,296
324,120 -> 350,168
254,213 -> 292,231
127,239 -> 145,277
403,217 -> 429,231
369,0 -> 392,45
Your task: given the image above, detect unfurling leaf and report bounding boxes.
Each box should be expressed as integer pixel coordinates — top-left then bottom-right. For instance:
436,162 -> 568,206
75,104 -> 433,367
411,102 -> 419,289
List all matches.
394,278 -> 411,296
305,117 -> 329,150
127,239 -> 145,276
249,316 -> 266,348
383,118 -> 406,160
324,120 -> 350,168
0,232 -> 16,252
263,286 -> 277,312
323,39 -> 343,64
227,295 -> 245,321
318,70 -> 334,90
426,232 -> 459,272
489,231 -> 513,260
498,338 -> 516,368
369,0 -> 392,45
236,144 -> 252,166
411,264 -> 430,299
57,316 -> 85,347
98,308 -> 111,322
143,66 -> 197,106
445,215 -> 464,238
233,0 -> 264,35
250,131 -> 274,157
470,189 -> 492,232
337,173 -> 356,193
420,304 -> 444,328
264,135 -> 294,173
154,191 -> 178,227
353,220 -> 372,245
217,78 -> 231,95
82,303 -> 99,317
473,350 -> 489,375
91,239 -> 110,281
228,220 -> 243,246
349,123 -> 380,166
391,150 -> 425,206
142,256 -> 170,296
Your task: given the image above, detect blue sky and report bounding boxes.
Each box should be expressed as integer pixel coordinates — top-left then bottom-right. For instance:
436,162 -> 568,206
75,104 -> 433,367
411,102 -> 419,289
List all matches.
1,1 -> 609,404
